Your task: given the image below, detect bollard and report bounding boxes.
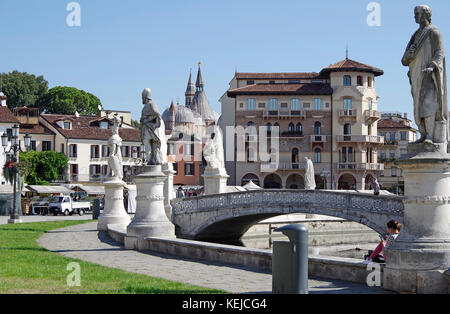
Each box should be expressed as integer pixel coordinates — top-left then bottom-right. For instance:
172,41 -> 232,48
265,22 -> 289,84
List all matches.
92,198 -> 101,220
272,224 -> 308,294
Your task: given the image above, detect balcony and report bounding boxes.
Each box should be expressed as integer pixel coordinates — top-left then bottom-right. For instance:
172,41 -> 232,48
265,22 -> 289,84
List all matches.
336,135 -> 384,145
364,110 -> 381,124
335,163 -> 385,171
263,110 -> 306,119
261,162 -> 306,173
310,135 -> 328,143
338,109 -> 357,120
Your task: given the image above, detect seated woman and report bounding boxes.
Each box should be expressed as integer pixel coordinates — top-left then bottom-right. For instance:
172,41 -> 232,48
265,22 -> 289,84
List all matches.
366,220 -> 402,263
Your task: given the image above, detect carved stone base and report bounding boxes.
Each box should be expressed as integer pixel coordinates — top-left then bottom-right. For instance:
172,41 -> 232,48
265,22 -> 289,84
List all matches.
98,179 -> 131,231
385,157 -> 450,294
404,142 -> 448,160
125,165 -> 175,249
203,167 -> 229,195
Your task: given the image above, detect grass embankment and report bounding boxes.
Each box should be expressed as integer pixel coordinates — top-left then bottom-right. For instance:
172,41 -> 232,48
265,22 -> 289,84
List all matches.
0,221 -> 224,294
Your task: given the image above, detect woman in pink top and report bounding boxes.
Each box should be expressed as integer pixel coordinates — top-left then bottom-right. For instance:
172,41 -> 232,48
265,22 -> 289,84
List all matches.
369,220 -> 402,262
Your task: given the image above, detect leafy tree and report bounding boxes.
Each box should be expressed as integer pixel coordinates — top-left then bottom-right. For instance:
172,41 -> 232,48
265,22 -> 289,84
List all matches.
131,120 -> 140,128
0,71 -> 48,110
19,151 -> 68,185
35,86 -> 102,115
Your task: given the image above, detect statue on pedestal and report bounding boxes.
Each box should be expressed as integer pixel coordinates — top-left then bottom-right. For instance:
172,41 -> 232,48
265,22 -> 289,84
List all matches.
108,114 -> 124,181
141,88 -> 167,165
304,157 -> 316,190
203,125 -> 225,170
402,5 -> 448,145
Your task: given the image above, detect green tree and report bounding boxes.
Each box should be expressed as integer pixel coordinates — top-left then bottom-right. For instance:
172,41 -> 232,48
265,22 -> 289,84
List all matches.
19,151 -> 68,185
35,86 -> 102,115
131,120 -> 140,128
1,71 -> 48,110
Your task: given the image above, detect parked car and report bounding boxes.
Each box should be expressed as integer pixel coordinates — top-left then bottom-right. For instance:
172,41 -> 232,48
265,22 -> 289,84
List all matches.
48,196 -> 91,216
29,197 -> 51,215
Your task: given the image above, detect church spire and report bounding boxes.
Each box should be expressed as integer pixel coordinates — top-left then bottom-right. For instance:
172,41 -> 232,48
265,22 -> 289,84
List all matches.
185,69 -> 195,108
196,62 -> 204,92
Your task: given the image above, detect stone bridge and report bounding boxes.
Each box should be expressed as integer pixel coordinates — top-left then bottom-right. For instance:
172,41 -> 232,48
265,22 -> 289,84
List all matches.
171,190 -> 405,241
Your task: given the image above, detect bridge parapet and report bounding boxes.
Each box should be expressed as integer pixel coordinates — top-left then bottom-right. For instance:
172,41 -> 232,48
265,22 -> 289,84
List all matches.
172,190 -> 405,241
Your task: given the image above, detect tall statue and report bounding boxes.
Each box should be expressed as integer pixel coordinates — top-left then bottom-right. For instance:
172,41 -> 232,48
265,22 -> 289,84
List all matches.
141,88 -> 167,165
203,125 -> 225,170
304,157 -> 316,190
108,114 -> 124,181
402,5 -> 448,145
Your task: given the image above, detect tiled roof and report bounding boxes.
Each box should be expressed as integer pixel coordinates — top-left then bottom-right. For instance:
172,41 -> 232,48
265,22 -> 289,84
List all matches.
321,58 -> 384,77
41,114 -> 141,142
0,107 -> 19,123
227,83 -> 333,97
20,123 -> 55,135
235,72 -> 323,80
377,119 -> 413,129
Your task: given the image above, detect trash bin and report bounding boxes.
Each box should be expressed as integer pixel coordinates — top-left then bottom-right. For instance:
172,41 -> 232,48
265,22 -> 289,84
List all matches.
272,224 -> 308,294
92,198 -> 101,220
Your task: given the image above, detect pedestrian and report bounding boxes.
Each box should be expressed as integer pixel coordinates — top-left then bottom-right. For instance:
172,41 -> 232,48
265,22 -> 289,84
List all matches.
176,187 -> 185,199
372,177 -> 380,196
365,220 -> 402,263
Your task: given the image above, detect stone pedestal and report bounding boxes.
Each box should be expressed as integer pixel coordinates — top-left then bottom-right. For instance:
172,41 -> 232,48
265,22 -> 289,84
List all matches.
125,165 -> 175,250
384,143 -> 450,294
162,163 -> 176,221
202,167 -> 229,195
98,180 -> 131,231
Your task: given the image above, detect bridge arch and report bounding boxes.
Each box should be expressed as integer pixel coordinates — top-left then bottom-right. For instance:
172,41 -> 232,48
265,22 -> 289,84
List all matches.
172,190 -> 404,241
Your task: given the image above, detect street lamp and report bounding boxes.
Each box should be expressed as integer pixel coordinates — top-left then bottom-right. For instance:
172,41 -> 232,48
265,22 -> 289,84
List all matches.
1,125 -> 31,224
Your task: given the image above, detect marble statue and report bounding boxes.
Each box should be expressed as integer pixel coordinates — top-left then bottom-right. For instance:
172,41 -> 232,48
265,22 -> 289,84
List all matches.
108,114 -> 124,181
203,125 -> 225,170
304,157 -> 316,190
140,88 -> 167,165
402,5 -> 448,145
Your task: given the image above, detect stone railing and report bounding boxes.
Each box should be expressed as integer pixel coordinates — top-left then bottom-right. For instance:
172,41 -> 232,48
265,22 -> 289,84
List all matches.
336,135 -> 384,144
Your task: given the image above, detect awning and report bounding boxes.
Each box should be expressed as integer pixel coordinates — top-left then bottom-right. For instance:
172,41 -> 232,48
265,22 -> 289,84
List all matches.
26,185 -> 73,195
77,185 -> 105,195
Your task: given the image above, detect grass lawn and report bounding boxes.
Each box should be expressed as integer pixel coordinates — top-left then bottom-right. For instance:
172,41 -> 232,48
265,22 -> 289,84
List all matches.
0,220 -> 224,294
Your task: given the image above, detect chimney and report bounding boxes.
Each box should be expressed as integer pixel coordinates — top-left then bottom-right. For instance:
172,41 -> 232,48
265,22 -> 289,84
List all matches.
403,113 -> 408,120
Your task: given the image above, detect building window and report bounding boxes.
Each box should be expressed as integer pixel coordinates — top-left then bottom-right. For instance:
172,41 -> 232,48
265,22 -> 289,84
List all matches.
90,165 -> 101,176
246,98 -> 256,111
314,148 -> 322,163
400,131 -> 407,141
314,98 -> 323,110
288,80 -> 300,84
357,76 -> 363,86
368,99 -> 373,110
100,121 -> 109,129
69,144 -> 77,158
269,80 -> 275,84
42,141 -> 51,151
368,76 -> 374,88
185,163 -> 195,176
30,140 -> 36,151
258,103 -> 265,108
64,122 -> 71,129
340,147 -> 347,163
296,123 -> 302,134
269,99 -> 278,110
348,147 -> 354,163
292,148 -> 299,164
314,122 -> 321,135
168,143 -> 175,155
102,145 -> 110,158
343,75 -> 352,86
121,146 -> 130,158
380,132 -> 387,141
390,150 -> 395,159
61,144 -> 65,154
400,149 -> 407,158
184,143 -> 193,156
390,132 -> 396,142
344,98 -> 352,110
391,167 -> 398,177
344,123 -> 351,135
90,145 -> 100,159
247,80 -> 255,85
288,123 -> 295,133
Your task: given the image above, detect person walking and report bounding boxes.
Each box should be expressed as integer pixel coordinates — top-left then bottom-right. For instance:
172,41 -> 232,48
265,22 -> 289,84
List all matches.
372,177 -> 380,196
176,187 -> 185,199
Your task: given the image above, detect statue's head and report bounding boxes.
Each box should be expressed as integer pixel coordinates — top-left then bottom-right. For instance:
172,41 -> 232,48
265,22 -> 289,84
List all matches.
142,88 -> 152,104
414,5 -> 432,24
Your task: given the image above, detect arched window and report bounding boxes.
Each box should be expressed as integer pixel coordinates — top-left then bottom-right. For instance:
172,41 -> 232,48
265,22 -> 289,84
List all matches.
344,123 -> 351,135
247,121 -> 256,135
288,123 -> 295,133
292,148 -> 299,163
314,148 -> 322,163
290,98 -> 300,110
343,75 -> 352,86
314,122 -> 321,135
296,123 -> 302,134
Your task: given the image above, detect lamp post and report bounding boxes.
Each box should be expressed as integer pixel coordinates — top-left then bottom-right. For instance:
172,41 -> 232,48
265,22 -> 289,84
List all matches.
1,125 -> 31,224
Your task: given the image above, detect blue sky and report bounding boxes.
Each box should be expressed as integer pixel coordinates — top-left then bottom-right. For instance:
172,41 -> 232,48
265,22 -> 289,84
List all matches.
1,0 -> 450,122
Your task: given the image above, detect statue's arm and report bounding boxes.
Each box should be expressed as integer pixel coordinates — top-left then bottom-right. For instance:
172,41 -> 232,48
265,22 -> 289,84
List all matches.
430,28 -> 445,71
402,34 -> 417,66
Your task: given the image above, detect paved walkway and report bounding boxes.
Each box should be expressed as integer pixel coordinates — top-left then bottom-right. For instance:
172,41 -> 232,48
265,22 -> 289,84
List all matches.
38,222 -> 389,294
